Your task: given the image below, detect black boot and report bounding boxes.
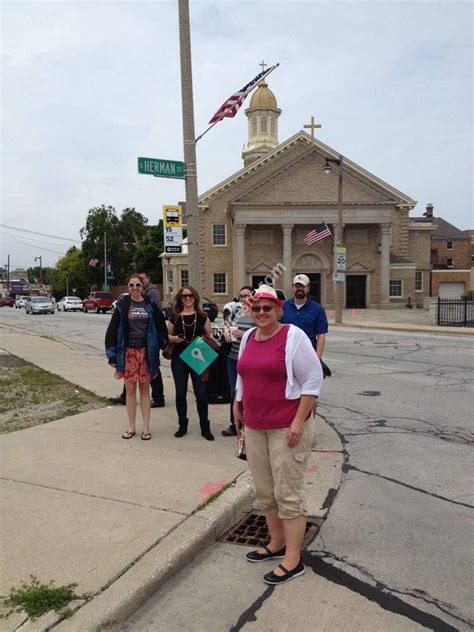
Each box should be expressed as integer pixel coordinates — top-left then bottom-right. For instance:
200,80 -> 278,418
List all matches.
175,419 -> 188,438
200,420 -> 215,441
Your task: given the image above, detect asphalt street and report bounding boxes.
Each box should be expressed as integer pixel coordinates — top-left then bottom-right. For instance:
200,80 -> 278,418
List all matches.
1,309 -> 473,631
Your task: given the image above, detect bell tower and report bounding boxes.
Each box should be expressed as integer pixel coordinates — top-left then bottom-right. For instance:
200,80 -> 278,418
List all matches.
242,79 -> 281,167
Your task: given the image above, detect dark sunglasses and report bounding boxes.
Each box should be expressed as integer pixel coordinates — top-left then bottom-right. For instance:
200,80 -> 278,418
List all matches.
181,294 -> 194,299
128,282 -> 142,288
251,305 -> 274,313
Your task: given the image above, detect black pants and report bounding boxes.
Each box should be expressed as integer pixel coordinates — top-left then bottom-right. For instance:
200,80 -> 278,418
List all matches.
120,367 -> 164,403
171,356 -> 208,425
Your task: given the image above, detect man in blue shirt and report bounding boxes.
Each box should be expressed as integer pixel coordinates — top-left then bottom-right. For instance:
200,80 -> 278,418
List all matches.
281,274 -> 328,358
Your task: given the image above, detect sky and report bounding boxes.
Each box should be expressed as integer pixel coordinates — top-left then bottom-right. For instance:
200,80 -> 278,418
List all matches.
1,0 -> 472,270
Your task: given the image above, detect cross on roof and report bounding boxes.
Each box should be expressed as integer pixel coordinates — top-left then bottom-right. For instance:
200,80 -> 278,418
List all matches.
259,60 -> 267,72
304,116 -> 322,138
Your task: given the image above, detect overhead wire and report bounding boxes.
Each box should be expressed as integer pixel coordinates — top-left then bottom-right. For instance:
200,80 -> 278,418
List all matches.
0,223 -> 81,243
0,232 -> 65,256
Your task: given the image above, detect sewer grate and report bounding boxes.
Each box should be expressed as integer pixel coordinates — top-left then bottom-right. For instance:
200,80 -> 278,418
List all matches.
221,512 -> 323,547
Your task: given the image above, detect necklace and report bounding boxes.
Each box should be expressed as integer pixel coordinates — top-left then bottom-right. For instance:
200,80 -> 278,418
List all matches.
256,324 -> 282,342
181,314 -> 197,342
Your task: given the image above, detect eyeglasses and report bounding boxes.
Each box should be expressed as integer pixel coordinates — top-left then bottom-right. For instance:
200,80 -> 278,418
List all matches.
128,282 -> 143,288
182,294 -> 194,299
251,305 -> 274,313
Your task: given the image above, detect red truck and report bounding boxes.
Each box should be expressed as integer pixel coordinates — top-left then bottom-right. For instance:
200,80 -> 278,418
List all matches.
82,291 -> 113,314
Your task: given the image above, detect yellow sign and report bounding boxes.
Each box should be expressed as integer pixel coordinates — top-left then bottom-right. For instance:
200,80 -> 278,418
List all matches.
163,205 -> 182,228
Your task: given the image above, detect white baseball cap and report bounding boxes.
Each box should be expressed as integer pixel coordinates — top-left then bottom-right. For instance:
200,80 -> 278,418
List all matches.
293,274 -> 310,286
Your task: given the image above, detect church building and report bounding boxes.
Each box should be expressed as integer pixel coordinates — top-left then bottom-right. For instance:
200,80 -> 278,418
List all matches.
187,80 -> 434,309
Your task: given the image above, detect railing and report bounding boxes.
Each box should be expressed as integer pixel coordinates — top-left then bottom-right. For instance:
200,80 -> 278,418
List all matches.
437,297 -> 474,327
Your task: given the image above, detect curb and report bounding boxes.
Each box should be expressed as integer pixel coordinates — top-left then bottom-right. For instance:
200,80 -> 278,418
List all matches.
51,472 -> 255,631
330,322 -> 474,336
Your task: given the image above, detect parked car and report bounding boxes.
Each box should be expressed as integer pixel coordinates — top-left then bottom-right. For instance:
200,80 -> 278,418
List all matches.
0,296 -> 15,307
161,297 -> 218,322
57,296 -> 83,312
14,295 -> 29,308
111,293 -> 128,313
223,289 -> 286,322
83,291 -> 113,313
25,296 -> 55,314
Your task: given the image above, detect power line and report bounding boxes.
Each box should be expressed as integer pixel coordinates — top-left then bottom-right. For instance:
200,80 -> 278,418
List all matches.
0,233 -> 65,256
1,229 -> 70,250
0,223 -> 80,242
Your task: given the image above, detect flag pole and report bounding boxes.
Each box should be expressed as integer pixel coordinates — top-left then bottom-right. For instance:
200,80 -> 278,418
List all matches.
195,63 -> 280,143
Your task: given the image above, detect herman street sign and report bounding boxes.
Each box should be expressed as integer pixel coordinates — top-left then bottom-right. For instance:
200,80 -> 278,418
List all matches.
138,157 -> 185,179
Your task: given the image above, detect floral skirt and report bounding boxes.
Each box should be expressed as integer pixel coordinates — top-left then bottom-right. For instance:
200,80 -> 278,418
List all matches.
115,347 -> 150,383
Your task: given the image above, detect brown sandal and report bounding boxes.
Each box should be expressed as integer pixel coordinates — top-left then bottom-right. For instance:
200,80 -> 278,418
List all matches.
141,432 -> 151,441
122,431 -> 135,439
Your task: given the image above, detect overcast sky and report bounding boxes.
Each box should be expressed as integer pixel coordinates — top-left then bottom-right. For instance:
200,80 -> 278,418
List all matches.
1,0 -> 472,270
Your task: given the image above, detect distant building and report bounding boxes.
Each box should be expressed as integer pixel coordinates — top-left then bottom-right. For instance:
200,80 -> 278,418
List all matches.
412,204 -> 472,298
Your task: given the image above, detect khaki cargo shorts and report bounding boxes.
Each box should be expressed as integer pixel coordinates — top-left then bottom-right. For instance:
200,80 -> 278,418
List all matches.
245,418 -> 316,520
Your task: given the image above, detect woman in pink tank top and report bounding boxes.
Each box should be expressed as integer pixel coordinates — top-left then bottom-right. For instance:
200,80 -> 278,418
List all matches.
234,285 -> 323,586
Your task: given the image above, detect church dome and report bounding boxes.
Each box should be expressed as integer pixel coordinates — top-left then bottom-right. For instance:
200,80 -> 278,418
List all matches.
248,80 -> 278,109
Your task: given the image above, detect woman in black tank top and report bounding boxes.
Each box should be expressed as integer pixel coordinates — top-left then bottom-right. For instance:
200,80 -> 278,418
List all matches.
167,286 -> 214,441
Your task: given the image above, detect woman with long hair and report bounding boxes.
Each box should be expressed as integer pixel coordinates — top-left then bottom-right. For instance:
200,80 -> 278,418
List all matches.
105,274 -> 168,440
166,286 -> 214,440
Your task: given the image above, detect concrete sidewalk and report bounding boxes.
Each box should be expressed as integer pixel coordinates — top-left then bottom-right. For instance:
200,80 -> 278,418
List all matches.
0,331 -> 343,631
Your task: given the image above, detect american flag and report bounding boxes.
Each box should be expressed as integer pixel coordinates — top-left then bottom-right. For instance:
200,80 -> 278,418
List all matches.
304,222 -> 332,246
209,64 -> 279,124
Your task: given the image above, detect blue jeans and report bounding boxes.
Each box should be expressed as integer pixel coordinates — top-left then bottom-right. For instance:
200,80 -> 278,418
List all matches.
227,357 -> 238,427
171,356 -> 208,425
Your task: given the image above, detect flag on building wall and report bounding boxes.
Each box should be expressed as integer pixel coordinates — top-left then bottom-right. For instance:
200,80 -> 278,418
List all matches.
208,64 -> 279,124
304,222 -> 332,246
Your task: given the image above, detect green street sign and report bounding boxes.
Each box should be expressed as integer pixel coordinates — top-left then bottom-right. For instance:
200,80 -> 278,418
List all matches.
179,337 -> 218,375
138,157 -> 185,179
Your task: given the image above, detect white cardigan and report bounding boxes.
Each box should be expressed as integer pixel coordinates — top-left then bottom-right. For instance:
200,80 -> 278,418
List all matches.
235,324 -> 324,401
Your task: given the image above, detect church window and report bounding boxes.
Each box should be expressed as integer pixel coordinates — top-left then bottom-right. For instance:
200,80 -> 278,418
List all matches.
415,271 -> 423,291
213,273 -> 227,294
180,269 -> 189,286
212,224 -> 226,246
260,116 -> 267,133
389,280 -> 402,297
271,118 -> 276,134
252,118 -> 257,135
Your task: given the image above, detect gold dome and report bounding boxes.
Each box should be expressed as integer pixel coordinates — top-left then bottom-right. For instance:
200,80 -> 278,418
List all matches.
248,80 -> 278,109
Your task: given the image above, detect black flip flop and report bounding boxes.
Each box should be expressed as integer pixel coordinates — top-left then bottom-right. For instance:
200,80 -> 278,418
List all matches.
122,431 -> 136,440
141,432 -> 152,441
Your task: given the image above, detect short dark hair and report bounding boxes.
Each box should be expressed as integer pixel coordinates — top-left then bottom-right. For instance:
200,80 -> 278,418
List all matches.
240,285 -> 253,294
136,270 -> 150,279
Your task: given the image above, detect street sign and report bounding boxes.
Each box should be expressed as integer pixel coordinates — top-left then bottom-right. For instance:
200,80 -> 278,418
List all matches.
336,246 -> 347,271
163,205 -> 182,228
333,272 -> 345,283
165,245 -> 182,254
180,337 -> 218,375
138,157 -> 185,179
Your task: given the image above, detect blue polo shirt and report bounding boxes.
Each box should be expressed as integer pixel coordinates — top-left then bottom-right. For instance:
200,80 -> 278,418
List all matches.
281,299 -> 328,348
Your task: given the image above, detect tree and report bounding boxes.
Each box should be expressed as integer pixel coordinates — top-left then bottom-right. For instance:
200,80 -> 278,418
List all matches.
26,266 -> 55,285
52,247 -> 88,298
134,221 -> 164,283
80,205 -> 149,287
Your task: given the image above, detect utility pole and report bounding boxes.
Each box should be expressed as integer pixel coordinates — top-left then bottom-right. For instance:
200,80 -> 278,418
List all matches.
103,231 -> 107,291
34,256 -> 43,285
178,0 -> 201,293
6,255 -> 10,291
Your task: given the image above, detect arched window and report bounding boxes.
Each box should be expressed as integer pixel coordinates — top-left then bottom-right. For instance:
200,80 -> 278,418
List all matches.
260,116 -> 267,133
271,118 -> 276,134
252,117 -> 257,135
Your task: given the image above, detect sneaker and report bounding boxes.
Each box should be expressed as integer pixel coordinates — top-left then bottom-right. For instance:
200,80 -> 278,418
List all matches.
221,425 -> 237,437
263,558 -> 305,585
150,400 -> 165,408
108,396 -> 126,405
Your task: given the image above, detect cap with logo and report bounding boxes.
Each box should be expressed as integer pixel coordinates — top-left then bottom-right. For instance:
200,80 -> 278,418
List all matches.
293,274 -> 310,286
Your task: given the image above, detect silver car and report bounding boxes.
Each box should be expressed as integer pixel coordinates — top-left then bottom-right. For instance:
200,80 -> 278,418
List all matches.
25,297 -> 55,314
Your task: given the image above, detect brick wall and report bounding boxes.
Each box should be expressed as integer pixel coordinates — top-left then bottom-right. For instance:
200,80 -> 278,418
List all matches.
431,270 -> 469,297
431,239 -> 471,269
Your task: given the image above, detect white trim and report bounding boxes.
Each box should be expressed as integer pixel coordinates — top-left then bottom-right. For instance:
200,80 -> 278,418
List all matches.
432,269 -> 471,273
212,272 -> 228,295
390,263 -> 416,269
389,279 -> 403,297
415,270 -> 423,292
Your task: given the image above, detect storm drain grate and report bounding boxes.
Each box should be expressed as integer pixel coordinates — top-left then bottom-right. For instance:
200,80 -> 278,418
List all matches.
221,512 -> 323,547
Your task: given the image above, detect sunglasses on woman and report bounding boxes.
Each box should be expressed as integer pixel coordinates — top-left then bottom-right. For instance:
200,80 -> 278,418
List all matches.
181,294 -> 194,299
128,282 -> 143,288
251,305 -> 274,313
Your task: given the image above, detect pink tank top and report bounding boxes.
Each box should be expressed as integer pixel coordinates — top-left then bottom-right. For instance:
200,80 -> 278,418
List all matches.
237,325 -> 299,430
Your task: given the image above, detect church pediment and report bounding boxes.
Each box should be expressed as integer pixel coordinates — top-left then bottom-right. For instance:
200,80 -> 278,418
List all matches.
200,132 -> 416,208
248,262 -> 274,273
347,261 -> 372,272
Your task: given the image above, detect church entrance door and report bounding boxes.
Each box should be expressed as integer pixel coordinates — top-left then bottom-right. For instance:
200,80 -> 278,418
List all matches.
306,273 -> 321,303
252,275 -> 266,288
346,275 -> 366,308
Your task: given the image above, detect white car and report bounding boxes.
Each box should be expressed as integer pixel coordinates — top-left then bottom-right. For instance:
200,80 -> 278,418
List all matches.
25,297 -> 55,314
57,296 -> 83,312
14,295 -> 29,308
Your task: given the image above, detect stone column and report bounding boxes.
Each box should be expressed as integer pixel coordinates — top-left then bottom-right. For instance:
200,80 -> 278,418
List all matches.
282,224 -> 294,295
380,223 -> 391,306
234,224 -> 247,291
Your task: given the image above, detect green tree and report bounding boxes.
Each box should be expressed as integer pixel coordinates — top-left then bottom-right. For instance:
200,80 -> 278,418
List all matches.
80,205 -> 149,287
134,220 -> 164,283
27,266 -> 55,285
52,247 -> 88,298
